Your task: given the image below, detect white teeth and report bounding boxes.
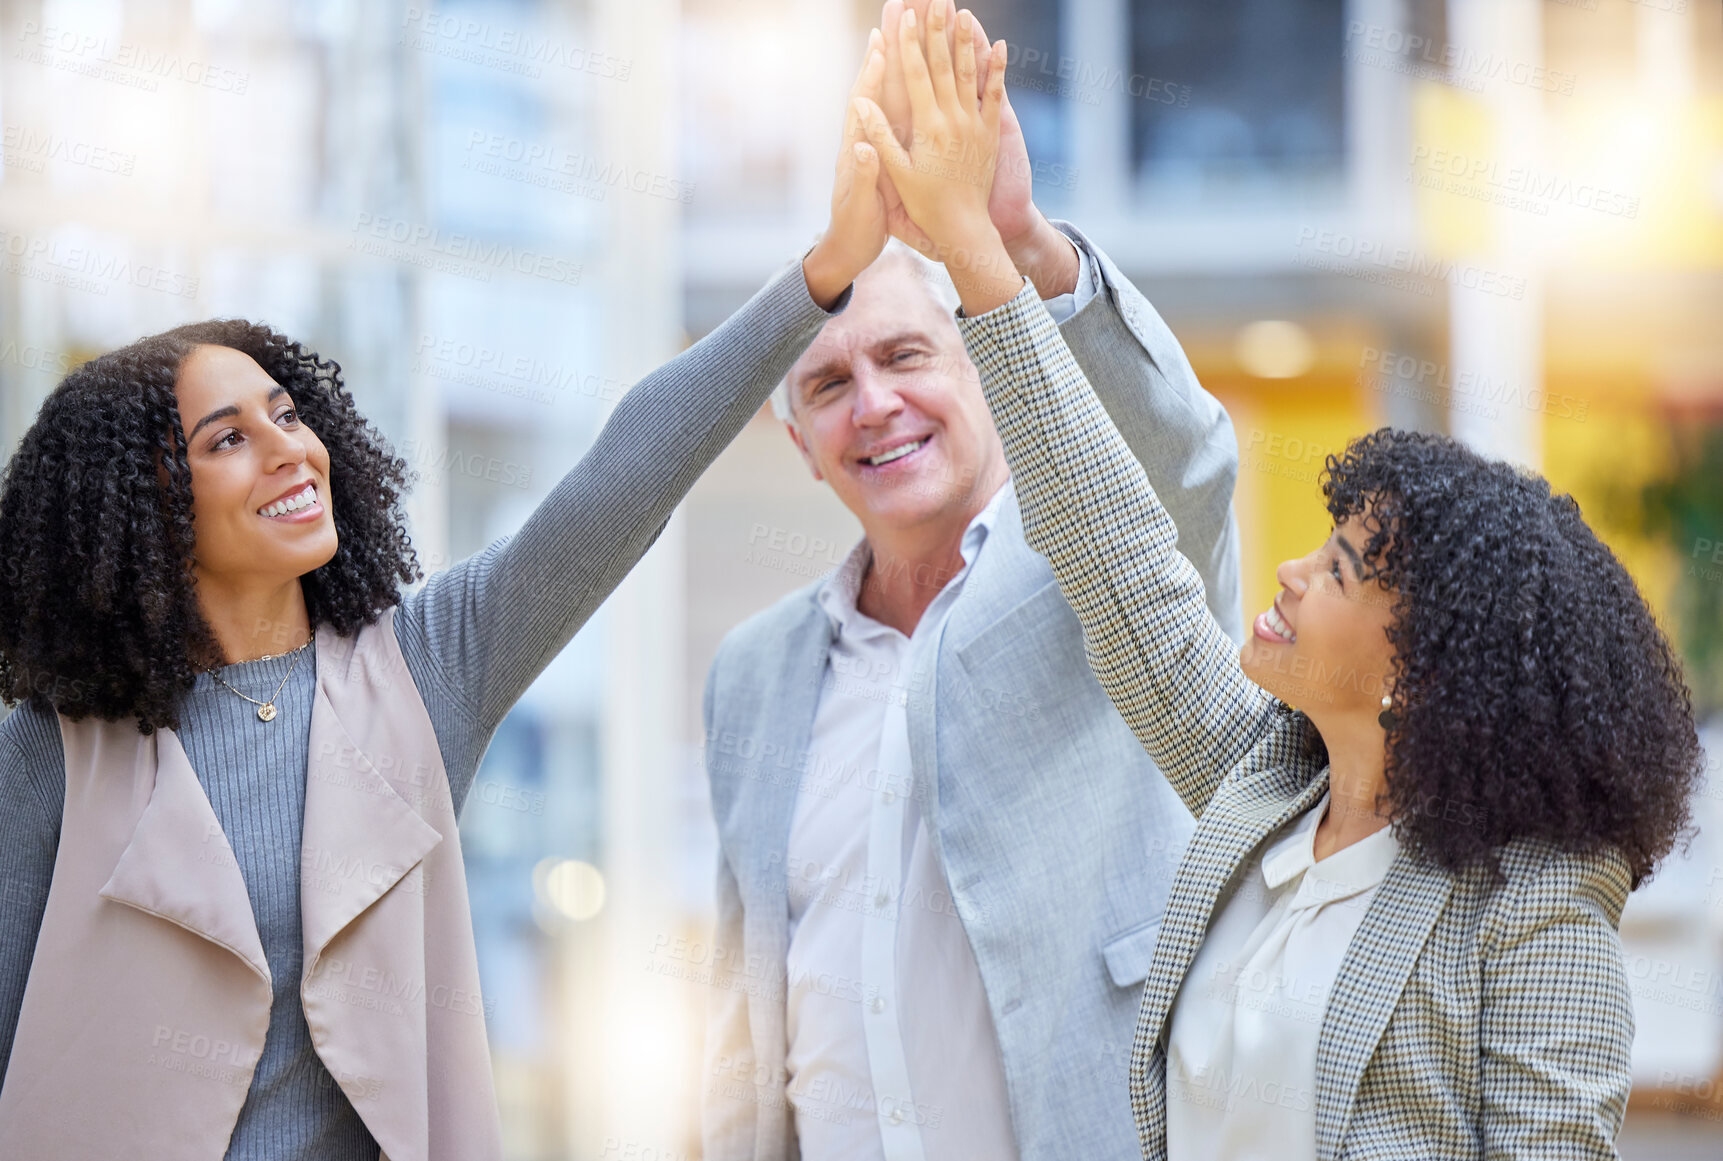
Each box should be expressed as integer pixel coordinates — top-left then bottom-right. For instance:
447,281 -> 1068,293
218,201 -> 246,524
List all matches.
260,483 -> 317,518
865,438 -> 926,466
1266,605 -> 1296,642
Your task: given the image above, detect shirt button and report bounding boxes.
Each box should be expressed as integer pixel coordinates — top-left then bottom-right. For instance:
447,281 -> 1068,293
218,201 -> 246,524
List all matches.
871,997 -> 886,1014
888,1107 -> 905,1126
875,892 -> 891,910
881,790 -> 895,804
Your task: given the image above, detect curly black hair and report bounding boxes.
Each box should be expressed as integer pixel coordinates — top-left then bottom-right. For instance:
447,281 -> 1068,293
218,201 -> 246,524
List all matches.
0,320 -> 419,733
1315,427 -> 1701,888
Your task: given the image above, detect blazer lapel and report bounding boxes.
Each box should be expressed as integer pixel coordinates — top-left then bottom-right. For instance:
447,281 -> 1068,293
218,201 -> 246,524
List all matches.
99,726 -> 272,983
918,489 -> 1059,840
300,624 -> 446,1161
1314,853 -> 1455,1160
941,489 -> 1054,656
731,592 -> 834,1080
300,678 -> 444,958
736,595 -> 834,892
1134,763 -> 1331,1055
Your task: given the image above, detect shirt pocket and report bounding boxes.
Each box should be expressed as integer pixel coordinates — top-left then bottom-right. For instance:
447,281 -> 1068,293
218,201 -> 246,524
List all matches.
1102,918 -> 1165,988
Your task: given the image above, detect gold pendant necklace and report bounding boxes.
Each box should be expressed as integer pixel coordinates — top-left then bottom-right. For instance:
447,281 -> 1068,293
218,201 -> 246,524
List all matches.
209,639 -> 311,723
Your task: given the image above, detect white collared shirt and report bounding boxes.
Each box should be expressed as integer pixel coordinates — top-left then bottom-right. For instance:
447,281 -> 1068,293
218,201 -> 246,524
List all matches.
1164,791 -> 1401,1161
783,480 -> 1015,1161
779,233 -> 1097,1161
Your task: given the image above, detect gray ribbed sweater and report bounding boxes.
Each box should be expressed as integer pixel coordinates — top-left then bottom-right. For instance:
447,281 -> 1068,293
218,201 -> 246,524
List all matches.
0,261 -> 837,1160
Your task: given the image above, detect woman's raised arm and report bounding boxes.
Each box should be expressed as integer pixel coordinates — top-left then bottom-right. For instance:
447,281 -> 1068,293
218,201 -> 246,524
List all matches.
397,37 -> 901,738
854,0 -> 1277,814
396,261 -> 843,736
955,289 -> 1277,814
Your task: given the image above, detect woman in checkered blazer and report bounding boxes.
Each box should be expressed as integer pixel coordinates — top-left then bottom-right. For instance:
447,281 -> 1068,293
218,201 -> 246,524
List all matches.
949,308 -> 1704,1157
851,9 -> 1704,1155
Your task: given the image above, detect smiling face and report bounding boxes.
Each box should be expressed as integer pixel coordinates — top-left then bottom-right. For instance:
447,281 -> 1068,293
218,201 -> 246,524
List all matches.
1240,511 -> 1399,729
174,343 -> 338,589
781,256 -> 1009,537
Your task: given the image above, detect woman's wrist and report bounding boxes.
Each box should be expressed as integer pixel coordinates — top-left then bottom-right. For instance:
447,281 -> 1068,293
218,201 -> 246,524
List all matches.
937,223 -> 1024,317
801,236 -> 862,311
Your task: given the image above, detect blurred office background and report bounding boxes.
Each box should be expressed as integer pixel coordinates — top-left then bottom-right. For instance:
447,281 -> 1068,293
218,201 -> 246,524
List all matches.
0,0 -> 1719,1156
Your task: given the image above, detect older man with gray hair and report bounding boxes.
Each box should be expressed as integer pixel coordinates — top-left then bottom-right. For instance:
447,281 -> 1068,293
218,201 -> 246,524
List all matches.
700,5 -> 1243,1158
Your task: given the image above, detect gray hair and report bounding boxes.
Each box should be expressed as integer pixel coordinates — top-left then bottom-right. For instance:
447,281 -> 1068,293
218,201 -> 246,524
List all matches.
770,238 -> 962,426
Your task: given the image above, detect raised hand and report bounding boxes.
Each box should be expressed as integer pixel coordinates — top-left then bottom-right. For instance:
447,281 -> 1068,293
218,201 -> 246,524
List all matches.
883,2 -> 1032,247
855,1 -> 1023,313
876,1 -> 1076,297
802,34 -> 892,309
858,2 -> 1001,249
878,0 -> 989,145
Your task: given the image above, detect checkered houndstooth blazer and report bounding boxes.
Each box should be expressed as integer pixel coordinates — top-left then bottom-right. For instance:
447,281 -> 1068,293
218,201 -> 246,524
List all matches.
955,284 -> 1636,1160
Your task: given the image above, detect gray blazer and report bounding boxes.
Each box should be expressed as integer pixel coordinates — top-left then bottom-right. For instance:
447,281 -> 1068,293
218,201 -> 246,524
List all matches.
956,284 -> 1636,1160
701,223 -> 1244,1160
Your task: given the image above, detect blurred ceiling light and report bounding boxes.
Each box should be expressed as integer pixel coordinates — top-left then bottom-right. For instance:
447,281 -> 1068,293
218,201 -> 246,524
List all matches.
533,857 -> 606,922
1235,320 -> 1317,379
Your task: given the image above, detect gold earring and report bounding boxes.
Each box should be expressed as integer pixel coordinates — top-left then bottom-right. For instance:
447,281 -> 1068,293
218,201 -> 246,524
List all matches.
1378,693 -> 1398,731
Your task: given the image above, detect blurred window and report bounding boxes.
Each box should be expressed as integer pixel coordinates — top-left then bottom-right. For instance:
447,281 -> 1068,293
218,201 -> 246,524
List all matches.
1130,0 -> 1347,186
984,0 -> 1069,183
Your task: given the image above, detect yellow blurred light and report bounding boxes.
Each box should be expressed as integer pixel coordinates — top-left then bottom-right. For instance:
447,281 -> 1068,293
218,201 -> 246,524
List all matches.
1235,321 -> 1317,380
533,857 -> 605,922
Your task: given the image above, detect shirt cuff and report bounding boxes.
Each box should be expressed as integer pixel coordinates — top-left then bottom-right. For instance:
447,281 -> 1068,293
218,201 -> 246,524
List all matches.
1039,231 -> 1097,325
